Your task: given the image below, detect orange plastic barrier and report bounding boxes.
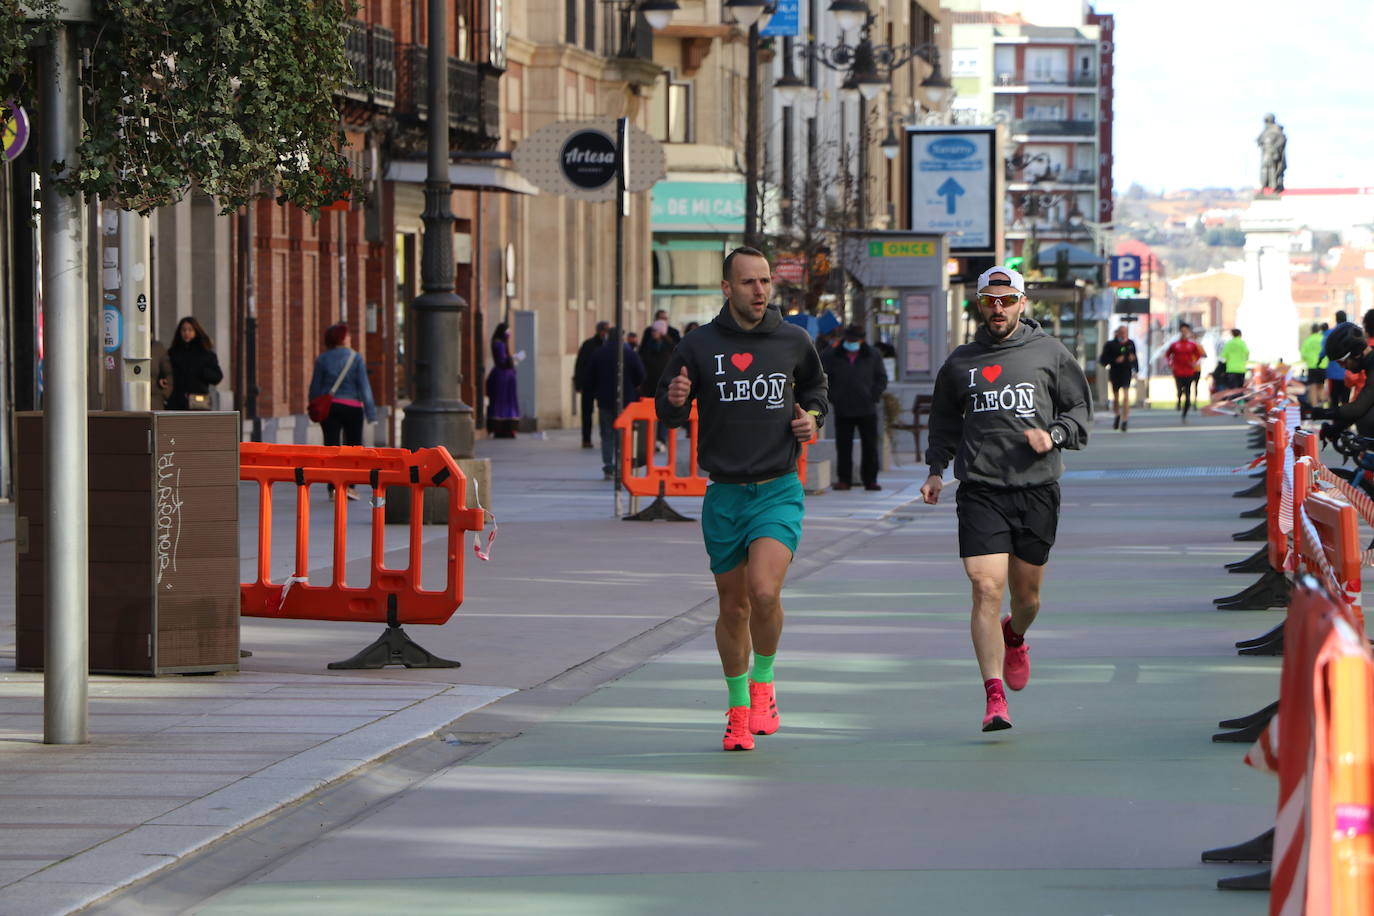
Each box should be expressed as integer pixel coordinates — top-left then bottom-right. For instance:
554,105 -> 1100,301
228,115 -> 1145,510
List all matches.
239,443 -> 485,626
613,397 -> 814,499
1263,493 -> 1374,913
1265,410 -> 1290,573
1268,577 -> 1374,915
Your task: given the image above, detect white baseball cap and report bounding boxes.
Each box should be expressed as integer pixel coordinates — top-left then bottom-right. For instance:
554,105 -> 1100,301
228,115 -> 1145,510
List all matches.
976,265 -> 1026,293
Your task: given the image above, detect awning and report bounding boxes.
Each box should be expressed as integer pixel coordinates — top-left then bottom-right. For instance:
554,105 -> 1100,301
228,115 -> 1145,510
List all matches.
384,161 -> 540,195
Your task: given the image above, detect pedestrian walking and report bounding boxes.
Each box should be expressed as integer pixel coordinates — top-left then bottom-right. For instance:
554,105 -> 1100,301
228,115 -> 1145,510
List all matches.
655,246 -> 828,751
1163,323 -> 1206,422
165,316 -> 223,410
1324,311 -> 1350,408
308,323 -> 377,499
150,338 -> 173,410
1301,322 -> 1328,409
1220,328 -> 1250,391
590,329 -> 645,480
485,322 -> 520,438
821,323 -> 888,490
919,265 -> 1091,732
641,309 -> 682,347
574,321 -> 610,449
309,322 -> 376,446
1097,324 -> 1138,432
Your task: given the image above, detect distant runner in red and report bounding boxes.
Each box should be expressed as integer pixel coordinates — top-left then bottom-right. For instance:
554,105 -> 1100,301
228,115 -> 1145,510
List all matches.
1164,323 -> 1207,422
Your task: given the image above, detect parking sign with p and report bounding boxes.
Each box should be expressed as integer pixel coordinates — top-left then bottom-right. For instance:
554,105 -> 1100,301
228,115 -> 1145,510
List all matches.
1109,254 -> 1142,287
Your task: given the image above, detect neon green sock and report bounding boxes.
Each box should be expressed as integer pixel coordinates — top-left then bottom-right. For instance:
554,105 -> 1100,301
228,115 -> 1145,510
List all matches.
751,652 -> 776,684
726,673 -> 750,707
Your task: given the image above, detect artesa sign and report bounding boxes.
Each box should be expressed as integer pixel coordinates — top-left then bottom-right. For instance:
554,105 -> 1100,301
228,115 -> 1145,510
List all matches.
514,120 -> 665,202
560,131 -> 617,189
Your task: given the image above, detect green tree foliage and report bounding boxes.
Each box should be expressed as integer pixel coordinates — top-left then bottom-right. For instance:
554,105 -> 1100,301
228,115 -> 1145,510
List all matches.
1201,227 -> 1245,247
4,0 -> 359,214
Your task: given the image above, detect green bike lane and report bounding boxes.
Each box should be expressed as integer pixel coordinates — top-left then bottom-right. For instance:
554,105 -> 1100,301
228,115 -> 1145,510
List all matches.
192,418 -> 1277,916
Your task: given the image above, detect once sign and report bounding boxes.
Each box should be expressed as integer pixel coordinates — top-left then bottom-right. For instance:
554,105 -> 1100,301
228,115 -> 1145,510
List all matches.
560,131 -> 618,190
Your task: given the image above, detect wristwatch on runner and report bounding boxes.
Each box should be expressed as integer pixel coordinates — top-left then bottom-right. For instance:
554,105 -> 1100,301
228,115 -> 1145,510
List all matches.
1049,425 -> 1066,446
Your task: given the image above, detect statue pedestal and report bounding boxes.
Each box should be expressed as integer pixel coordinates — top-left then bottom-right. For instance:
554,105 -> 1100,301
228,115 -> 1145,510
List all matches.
1234,197 -> 1300,364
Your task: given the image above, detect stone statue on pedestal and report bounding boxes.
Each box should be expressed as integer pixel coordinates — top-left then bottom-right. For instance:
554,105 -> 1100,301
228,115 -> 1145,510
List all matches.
1257,114 -> 1286,193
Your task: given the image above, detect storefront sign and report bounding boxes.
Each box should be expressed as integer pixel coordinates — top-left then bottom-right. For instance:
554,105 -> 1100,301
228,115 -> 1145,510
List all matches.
650,181 -> 745,232
514,120 -> 665,202
867,240 -> 937,258
560,130 -> 618,189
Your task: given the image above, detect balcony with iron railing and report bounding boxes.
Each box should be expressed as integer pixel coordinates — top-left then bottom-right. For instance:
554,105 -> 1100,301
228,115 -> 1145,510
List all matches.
395,45 -> 501,149
1011,119 -> 1097,137
994,70 -> 1098,89
1006,165 -> 1096,186
339,20 -> 396,109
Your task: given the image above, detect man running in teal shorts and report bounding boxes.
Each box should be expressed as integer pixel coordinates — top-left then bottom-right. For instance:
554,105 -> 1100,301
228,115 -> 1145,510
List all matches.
656,246 -> 829,751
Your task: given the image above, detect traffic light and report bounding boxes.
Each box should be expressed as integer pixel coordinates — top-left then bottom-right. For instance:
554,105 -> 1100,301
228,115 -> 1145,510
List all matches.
1116,287 -> 1139,298
1005,256 -> 1025,271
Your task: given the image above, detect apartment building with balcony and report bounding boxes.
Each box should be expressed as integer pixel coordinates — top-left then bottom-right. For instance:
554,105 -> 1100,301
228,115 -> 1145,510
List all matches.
945,0 -> 1114,259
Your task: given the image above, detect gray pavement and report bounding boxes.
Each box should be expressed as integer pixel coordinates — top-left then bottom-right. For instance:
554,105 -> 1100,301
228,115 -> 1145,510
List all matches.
0,406 -> 1298,914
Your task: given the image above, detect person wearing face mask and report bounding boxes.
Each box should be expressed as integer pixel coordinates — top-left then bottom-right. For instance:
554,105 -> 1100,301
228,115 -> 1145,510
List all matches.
920,265 -> 1092,733
820,323 -> 888,491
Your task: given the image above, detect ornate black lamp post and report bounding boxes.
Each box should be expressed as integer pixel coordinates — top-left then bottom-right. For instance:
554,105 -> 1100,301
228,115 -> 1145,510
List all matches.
776,1 -> 951,230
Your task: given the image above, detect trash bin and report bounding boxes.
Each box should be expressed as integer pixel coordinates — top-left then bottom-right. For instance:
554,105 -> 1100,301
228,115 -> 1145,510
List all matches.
15,411 -> 241,675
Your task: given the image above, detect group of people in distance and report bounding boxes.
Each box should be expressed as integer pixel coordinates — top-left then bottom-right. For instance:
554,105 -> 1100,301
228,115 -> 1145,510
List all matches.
1096,322 -> 1252,432
656,249 -> 1091,748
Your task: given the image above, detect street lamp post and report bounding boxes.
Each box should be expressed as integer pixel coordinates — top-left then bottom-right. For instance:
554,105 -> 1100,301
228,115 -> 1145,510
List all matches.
781,4 -> 951,234
402,0 -> 474,463
725,0 -> 772,247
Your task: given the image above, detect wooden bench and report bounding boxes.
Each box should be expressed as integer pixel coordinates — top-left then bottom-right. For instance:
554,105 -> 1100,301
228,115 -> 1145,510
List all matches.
885,393 -> 935,464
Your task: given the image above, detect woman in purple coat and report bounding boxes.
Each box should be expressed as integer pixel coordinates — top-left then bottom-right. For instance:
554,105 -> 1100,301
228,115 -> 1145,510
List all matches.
485,322 -> 520,437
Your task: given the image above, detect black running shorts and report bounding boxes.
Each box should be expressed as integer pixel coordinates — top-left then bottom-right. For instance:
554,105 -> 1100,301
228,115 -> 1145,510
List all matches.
955,481 -> 1061,566
1108,368 -> 1132,393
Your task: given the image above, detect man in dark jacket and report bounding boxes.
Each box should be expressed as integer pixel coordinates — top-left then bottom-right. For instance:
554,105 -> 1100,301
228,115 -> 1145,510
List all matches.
656,246 -> 828,752
1097,324 -> 1138,432
920,265 -> 1092,733
589,329 -> 645,481
574,321 -> 610,448
821,323 -> 888,490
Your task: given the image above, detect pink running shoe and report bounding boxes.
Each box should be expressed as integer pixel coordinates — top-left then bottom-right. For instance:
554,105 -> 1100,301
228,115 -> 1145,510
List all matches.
723,706 -> 755,751
1002,617 -> 1030,691
748,680 -> 780,735
982,690 -> 1012,732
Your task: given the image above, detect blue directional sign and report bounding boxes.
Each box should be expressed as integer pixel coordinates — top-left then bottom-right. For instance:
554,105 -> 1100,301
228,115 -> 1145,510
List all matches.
760,0 -> 799,36
907,127 -> 995,254
1109,254 -> 1142,287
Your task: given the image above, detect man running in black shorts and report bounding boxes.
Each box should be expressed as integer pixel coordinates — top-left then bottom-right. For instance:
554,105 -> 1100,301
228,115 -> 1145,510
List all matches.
920,265 -> 1092,731
1098,324 -> 1138,432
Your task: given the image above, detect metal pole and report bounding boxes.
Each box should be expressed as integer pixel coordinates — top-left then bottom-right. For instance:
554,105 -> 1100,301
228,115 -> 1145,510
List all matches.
42,22 -> 88,745
119,211 -> 151,410
1145,254 -> 1153,399
613,117 -> 626,518
402,0 -> 475,459
744,23 -> 759,247
240,206 -> 261,441
856,95 -> 866,231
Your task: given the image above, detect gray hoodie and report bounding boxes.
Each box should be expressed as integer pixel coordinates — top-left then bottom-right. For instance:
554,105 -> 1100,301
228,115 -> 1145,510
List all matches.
656,302 -> 828,483
926,316 -> 1092,488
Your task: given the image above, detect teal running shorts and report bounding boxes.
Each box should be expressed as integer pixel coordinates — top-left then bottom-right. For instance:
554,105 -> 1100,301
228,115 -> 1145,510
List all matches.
700,473 -> 805,574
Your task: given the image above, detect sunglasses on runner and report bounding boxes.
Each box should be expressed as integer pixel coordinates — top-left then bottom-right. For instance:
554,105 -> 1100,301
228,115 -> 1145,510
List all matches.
978,293 -> 1023,308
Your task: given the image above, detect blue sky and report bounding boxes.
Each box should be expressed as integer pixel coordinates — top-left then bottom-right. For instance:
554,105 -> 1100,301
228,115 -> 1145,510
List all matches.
1094,0 -> 1374,192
